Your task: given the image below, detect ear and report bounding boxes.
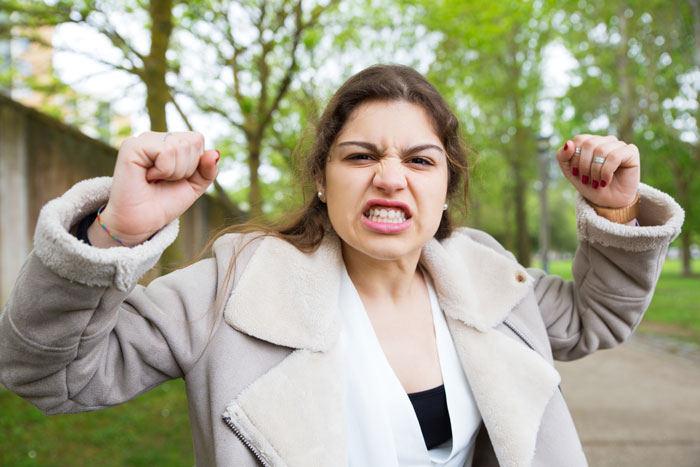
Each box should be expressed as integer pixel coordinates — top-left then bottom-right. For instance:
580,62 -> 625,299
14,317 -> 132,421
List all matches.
315,174 -> 325,193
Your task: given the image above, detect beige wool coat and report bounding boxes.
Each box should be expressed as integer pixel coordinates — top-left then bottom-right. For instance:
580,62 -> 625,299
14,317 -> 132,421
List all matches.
0,177 -> 684,467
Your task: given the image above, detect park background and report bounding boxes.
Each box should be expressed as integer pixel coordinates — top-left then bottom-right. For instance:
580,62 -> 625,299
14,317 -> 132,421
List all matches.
0,0 -> 698,465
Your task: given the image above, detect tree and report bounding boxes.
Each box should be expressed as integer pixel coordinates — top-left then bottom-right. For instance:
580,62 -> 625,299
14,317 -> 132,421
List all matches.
554,0 -> 699,276
174,0 -> 340,219
410,0 -> 558,266
2,0 -> 345,223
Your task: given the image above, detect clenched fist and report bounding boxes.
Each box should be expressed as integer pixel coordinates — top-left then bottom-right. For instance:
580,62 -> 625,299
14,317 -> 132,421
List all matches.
556,134 -> 640,209
88,131 -> 219,248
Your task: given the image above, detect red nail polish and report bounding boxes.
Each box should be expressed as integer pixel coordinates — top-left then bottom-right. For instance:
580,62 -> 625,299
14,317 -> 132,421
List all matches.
572,167 -> 579,177
582,175 -> 589,184
592,180 -> 598,189
215,150 -> 221,164
600,180 -> 606,187
563,141 -> 569,151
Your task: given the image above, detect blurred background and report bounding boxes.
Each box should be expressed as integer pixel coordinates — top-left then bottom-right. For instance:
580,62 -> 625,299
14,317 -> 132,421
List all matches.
0,0 -> 698,465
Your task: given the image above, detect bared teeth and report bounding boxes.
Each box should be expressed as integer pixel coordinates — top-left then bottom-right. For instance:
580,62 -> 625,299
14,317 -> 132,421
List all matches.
366,207 -> 407,223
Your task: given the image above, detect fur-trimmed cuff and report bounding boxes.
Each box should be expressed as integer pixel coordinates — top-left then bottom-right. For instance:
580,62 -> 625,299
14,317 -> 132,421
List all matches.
576,183 -> 684,252
33,177 -> 179,291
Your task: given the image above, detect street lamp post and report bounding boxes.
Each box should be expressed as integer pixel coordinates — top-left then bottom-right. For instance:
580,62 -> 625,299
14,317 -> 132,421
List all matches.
537,135 -> 551,273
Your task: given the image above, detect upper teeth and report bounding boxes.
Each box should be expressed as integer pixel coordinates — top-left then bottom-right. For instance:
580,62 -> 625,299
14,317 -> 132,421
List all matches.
368,207 -> 407,223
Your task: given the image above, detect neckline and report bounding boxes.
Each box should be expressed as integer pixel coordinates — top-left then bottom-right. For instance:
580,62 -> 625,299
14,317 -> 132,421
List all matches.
407,384 -> 446,399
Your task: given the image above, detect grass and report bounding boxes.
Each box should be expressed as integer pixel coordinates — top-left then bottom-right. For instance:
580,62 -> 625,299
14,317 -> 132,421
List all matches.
0,379 -> 193,466
1,259 -> 697,465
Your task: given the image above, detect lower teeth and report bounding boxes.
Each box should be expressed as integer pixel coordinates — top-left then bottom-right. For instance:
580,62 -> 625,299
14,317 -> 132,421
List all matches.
369,215 -> 405,223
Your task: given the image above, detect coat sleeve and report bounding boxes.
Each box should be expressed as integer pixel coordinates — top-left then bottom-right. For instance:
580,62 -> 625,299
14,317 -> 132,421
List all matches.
0,177 -> 228,414
529,183 -> 684,361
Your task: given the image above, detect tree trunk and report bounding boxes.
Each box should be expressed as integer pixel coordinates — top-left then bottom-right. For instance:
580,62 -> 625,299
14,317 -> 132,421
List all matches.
671,159 -> 693,276
248,137 -> 263,219
681,230 -> 692,277
144,0 -> 173,132
616,7 -> 634,142
513,164 -> 531,267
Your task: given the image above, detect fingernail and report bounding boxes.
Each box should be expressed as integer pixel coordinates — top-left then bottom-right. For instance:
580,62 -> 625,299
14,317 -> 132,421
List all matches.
215,150 -> 220,164
572,167 -> 579,177
600,180 -> 606,187
563,141 -> 569,151
582,175 -> 589,184
592,180 -> 598,189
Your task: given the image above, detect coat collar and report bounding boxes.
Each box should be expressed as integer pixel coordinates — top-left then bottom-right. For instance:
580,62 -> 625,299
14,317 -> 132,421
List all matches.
222,230 -> 559,467
223,229 -> 534,351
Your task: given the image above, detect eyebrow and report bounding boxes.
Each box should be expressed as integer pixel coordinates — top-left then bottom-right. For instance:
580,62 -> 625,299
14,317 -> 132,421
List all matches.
336,141 -> 444,155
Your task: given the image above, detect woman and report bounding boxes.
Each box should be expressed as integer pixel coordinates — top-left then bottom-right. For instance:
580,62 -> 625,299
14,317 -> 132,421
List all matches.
0,65 -> 684,466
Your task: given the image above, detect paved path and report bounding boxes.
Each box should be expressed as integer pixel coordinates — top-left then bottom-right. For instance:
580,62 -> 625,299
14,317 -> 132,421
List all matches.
555,332 -> 700,467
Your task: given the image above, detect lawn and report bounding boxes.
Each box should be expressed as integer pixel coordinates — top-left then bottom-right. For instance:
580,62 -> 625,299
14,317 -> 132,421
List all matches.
1,259 -> 697,465
0,379 -> 193,466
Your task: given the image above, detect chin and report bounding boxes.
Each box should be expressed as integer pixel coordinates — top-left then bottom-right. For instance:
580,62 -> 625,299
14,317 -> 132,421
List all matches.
353,235 -> 425,262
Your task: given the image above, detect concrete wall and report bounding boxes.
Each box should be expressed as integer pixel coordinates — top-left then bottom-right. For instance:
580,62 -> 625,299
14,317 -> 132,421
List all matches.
0,95 -> 230,305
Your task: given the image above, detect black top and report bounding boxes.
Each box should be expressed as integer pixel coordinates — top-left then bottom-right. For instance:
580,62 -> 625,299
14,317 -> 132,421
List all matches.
407,384 -> 452,449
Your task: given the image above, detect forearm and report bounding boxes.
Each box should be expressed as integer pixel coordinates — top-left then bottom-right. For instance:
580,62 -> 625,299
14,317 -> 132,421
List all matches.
537,183 -> 684,360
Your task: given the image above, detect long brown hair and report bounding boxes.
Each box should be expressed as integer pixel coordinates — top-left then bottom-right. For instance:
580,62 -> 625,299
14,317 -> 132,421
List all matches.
188,65 -> 471,340
211,64 -> 469,253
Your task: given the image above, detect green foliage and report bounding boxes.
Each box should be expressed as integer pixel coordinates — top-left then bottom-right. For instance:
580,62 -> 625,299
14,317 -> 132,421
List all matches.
6,0 -> 700,257
552,0 -> 700,260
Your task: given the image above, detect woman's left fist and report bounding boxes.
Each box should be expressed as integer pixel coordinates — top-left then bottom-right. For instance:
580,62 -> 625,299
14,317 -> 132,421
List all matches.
556,134 -> 640,208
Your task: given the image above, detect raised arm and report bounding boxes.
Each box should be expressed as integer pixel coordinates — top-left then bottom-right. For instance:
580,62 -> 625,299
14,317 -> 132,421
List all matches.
533,135 -> 683,360
0,132 -> 222,413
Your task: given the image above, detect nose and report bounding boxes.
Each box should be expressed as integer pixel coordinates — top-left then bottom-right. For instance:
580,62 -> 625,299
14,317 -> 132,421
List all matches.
373,157 -> 407,194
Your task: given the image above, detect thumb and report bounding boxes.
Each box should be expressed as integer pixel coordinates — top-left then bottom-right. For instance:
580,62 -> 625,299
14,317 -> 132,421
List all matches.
188,149 -> 220,194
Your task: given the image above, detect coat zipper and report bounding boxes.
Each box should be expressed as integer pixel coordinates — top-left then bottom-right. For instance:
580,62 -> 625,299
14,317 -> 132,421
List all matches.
503,319 -> 563,393
503,320 -> 536,352
222,414 -> 271,467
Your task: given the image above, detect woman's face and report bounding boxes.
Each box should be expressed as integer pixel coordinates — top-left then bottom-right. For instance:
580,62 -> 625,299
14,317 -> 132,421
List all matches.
323,100 -> 449,264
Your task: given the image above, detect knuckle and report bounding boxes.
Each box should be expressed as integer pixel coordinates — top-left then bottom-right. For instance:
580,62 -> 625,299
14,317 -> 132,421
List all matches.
121,136 -> 136,148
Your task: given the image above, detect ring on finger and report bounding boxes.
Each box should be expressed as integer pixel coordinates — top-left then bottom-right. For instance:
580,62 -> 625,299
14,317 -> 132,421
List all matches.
162,132 -> 172,142
574,147 -> 582,155
592,156 -> 605,164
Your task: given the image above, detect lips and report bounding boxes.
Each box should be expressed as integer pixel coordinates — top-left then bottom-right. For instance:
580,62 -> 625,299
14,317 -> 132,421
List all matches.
361,199 -> 413,233
362,199 -> 412,219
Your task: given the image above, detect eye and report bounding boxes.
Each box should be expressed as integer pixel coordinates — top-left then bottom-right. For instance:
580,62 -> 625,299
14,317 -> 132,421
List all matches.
406,156 -> 434,166
347,153 -> 375,162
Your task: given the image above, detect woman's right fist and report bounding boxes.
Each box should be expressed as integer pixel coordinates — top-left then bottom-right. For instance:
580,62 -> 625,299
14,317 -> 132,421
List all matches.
88,131 -> 219,248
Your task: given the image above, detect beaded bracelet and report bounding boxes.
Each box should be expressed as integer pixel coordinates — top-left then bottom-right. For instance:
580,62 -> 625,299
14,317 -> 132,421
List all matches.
96,203 -> 134,248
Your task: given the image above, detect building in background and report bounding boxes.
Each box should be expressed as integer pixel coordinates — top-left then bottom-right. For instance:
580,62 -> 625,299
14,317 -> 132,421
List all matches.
1,25 -> 130,146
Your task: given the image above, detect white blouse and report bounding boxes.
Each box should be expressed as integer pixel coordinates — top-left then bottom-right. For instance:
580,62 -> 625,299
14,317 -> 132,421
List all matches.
339,266 -> 482,466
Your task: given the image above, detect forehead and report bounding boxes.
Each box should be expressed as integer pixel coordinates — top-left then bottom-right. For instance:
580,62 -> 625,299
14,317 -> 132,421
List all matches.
335,100 -> 442,147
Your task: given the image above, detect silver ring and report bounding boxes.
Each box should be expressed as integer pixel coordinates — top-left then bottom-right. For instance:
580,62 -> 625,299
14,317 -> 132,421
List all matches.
162,132 -> 172,142
574,147 -> 582,155
592,156 -> 605,164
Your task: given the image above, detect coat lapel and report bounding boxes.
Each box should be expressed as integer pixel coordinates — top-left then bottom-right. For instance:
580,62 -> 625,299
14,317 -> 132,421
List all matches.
422,234 -> 561,467
223,233 -> 344,352
223,345 -> 346,467
221,230 -> 560,467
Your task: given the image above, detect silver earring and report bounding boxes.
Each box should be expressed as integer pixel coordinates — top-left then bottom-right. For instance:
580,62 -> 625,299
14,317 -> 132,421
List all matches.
443,203 -> 448,211
318,191 -> 324,201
